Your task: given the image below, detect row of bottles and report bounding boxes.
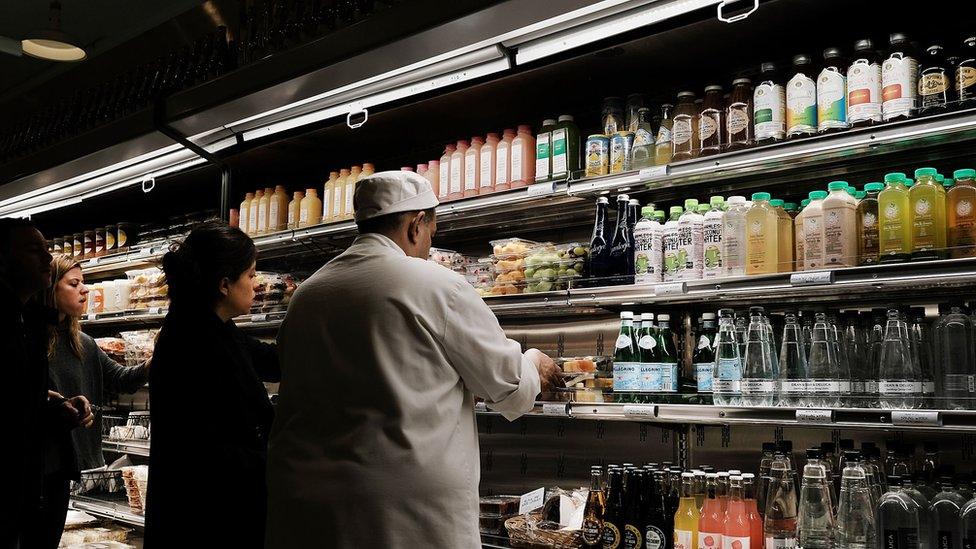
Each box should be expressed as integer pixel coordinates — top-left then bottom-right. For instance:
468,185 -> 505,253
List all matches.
608,304 -> 976,410
432,125 -> 537,202
603,34 -> 976,169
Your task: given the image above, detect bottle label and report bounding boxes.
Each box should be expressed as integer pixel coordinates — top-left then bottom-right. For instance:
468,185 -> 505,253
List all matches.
703,217 -> 723,278
512,140 -> 525,183
656,126 -> 673,145
649,225 -> 664,282
879,380 -> 923,394
754,83 -> 786,140
696,362 -> 714,392
724,218 -> 746,275
659,362 -> 679,392
764,537 -> 796,549
646,525 -> 667,549
641,362 -> 660,392
480,147 -> 493,188
804,213 -> 824,268
852,380 -> 865,394
551,128 -> 568,177
723,535 -> 750,549
673,116 -> 693,146
809,380 -> 844,393
634,227 -> 655,281
635,128 -> 654,147
496,145 -> 510,186
741,379 -> 776,394
713,379 -> 741,394
613,362 -> 641,392
912,195 -> 939,251
439,161 -> 451,198
848,60 -> 882,123
882,55 -> 918,120
675,529 -> 694,549
699,531 -> 723,549
823,206 -> 854,266
616,334 -> 633,349
747,216 -> 772,273
817,68 -> 848,129
727,103 -> 750,138
699,110 -> 721,145
582,517 -> 602,544
663,227 -> 681,280
623,524 -> 644,549
786,74 -> 817,135
883,528 -> 919,549
866,380 -> 879,394
919,73 -> 950,97
945,374 -> 975,394
332,186 -> 343,217
450,157 -> 462,194
320,191 -> 331,222
299,207 -> 308,224
639,335 -> 657,350
269,201 -> 281,230
535,134 -> 550,181
676,218 -> 703,280
960,67 -> 976,97
464,154 -> 477,191
344,182 -> 354,213
717,357 -> 743,382
603,522 -> 622,549
780,380 -> 810,395
249,207 -> 259,232
880,197 -> 908,254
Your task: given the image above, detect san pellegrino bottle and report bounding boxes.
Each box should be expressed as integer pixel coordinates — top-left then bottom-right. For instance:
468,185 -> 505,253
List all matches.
834,458 -> 876,549
638,312 -> 658,396
695,313 -> 718,395
764,457 -> 798,549
929,478 -> 967,549
713,309 -> 743,406
779,312 -> 809,407
614,312 -> 641,394
797,453 -> 835,549
657,314 -> 680,393
742,307 -> 777,406
878,309 -> 922,409
805,312 -> 842,407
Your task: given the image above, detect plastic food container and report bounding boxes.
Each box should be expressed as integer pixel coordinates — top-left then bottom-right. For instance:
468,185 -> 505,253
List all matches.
487,281 -> 525,296
479,495 -> 521,516
252,272 -> 300,312
489,238 -> 538,260
555,356 -> 608,374
480,513 -> 515,536
524,277 -> 566,293
125,268 -> 167,309
492,257 -> 526,274
428,247 -> 462,269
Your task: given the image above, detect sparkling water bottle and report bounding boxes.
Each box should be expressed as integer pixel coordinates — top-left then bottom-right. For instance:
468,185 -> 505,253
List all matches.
779,312 -> 808,407
764,458 -> 798,549
835,459 -> 877,549
797,457 -> 834,549
742,307 -> 777,407
805,312 -> 842,408
935,306 -> 976,410
713,309 -> 743,406
878,309 -> 922,410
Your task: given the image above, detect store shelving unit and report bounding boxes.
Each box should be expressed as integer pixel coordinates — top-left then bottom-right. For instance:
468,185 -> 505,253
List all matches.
101,439 -> 151,457
69,493 -> 145,528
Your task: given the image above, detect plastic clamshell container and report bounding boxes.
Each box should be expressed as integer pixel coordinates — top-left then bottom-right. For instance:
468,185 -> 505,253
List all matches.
489,237 -> 539,260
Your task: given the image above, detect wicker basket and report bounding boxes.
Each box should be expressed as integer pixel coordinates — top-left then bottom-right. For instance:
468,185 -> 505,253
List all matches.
504,514 -> 583,549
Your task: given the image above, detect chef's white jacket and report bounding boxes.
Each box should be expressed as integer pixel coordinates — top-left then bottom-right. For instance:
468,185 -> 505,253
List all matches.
265,233 -> 540,548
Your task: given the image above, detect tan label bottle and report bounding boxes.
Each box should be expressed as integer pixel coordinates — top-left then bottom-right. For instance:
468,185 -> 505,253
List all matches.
770,199 -> 794,272
948,169 -> 976,258
322,171 -> 338,223
803,191 -> 827,269
344,166 -> 362,220
258,187 -> 273,235
240,192 -> 254,234
821,181 -> 858,267
745,193 -> 779,275
332,169 -> 350,221
288,191 -> 304,229
248,190 -> 264,236
269,185 -> 289,232
299,189 -> 322,228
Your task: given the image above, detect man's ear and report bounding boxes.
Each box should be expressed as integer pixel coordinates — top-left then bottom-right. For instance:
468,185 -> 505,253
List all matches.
407,211 -> 425,243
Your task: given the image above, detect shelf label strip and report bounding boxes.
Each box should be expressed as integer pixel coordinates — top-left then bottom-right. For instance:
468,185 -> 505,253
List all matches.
527,181 -> 557,197
639,165 -> 669,181
623,404 -> 657,418
795,409 -> 834,424
891,410 -> 942,426
654,282 -> 687,296
542,403 -> 569,417
790,271 -> 834,286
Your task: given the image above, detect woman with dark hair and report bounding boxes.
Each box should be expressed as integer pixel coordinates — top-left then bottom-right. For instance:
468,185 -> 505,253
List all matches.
144,221 -> 279,548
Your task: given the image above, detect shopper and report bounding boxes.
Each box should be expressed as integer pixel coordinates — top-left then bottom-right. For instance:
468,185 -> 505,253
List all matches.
0,219 -> 94,549
28,255 -> 151,549
265,171 -> 560,548
144,221 -> 279,549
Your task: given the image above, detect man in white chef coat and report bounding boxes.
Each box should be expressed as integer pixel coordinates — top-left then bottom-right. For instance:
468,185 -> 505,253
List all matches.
265,170 -> 560,548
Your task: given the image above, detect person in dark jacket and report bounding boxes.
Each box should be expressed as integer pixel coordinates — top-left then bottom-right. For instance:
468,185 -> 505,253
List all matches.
0,219 -> 94,549
144,221 -> 279,549
25,254 -> 151,549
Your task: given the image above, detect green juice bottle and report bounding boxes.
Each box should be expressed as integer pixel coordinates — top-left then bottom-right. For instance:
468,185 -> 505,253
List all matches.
910,167 -> 947,260
879,172 -> 911,263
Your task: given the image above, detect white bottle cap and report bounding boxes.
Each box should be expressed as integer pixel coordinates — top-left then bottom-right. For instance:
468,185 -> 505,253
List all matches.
706,472 -> 718,478
727,196 -> 747,204
641,313 -> 655,322
741,473 -> 756,479
703,313 -> 716,320
728,469 -> 742,475
658,313 -> 670,321
717,471 -> 730,477
620,311 -> 634,319
730,475 -> 743,481
681,472 -> 695,478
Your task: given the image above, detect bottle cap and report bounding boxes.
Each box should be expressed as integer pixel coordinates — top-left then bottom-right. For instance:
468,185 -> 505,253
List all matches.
706,472 -> 718,478
733,77 -> 752,85
915,167 -> 938,178
760,62 -> 777,73
710,196 -> 725,207
618,194 -> 630,202
719,308 -> 734,317
855,191 -> 866,199
770,199 -> 784,207
698,204 -> 710,214
682,472 -> 695,478
620,311 -> 634,319
742,473 -> 755,479
801,199 -> 810,207
828,181 -> 849,191
905,179 -> 915,187
542,119 -> 557,126
641,206 -> 656,217
727,195 -> 747,204
596,197 -> 609,204
884,172 -> 907,183
864,182 -> 884,192
935,174 -> 945,183
792,54 -> 812,66
653,211 -> 666,220
889,33 -> 909,45
677,90 -> 696,99
752,192 -> 771,201
705,84 -> 724,93
809,190 -> 828,200
784,202 -> 797,211
823,47 -> 843,59
702,312 -> 716,319
557,115 -> 574,122
684,198 -> 700,210
954,169 -> 975,179
641,313 -> 655,322
670,206 -> 684,216
854,38 -> 874,51
944,178 -> 955,188
806,447 -> 823,458
630,198 -> 641,205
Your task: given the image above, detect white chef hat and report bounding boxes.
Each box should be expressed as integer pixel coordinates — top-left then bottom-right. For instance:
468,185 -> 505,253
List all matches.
353,170 -> 440,222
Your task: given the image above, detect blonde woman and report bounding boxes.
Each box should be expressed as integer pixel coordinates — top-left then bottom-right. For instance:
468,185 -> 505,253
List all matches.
31,255 -> 149,549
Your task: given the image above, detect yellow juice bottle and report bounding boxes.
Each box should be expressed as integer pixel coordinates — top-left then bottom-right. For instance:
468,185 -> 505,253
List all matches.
770,199 -> 794,272
878,172 -> 911,263
948,168 -> 976,258
322,171 -> 338,223
745,192 -> 779,275
910,167 -> 947,260
674,472 -> 700,549
331,168 -> 350,221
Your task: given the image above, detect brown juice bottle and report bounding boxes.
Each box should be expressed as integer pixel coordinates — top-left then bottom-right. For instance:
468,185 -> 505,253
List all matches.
957,36 -> 976,108
726,78 -> 753,151
699,85 -> 725,157
918,44 -> 952,115
671,91 -> 697,162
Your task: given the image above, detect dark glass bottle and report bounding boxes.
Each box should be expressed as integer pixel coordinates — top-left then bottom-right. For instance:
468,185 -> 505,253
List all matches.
727,77 -> 754,150
882,33 -> 918,122
699,85 -> 725,156
818,47 -> 849,133
602,468 -> 625,549
587,197 -> 612,285
958,36 -> 976,108
608,194 -> 635,284
918,45 -> 952,115
848,39 -> 882,128
622,469 -> 645,549
645,470 -> 671,549
583,466 -> 606,547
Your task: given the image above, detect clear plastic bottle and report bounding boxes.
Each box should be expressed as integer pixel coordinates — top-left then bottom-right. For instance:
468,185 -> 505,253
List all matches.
663,206 -> 684,283
878,476 -> 921,549
794,199 -> 809,271
908,307 -> 936,407
934,306 -> 976,409
930,479 -> 967,549
901,476 -> 932,549
735,313 -> 749,364
723,196 -> 749,277
835,460 -> 876,549
764,458 -> 798,549
703,196 -> 725,279
797,455 -> 835,549
678,198 -> 705,281
742,307 -> 777,406
878,309 -> 922,409
713,309 -> 743,406
779,312 -> 809,407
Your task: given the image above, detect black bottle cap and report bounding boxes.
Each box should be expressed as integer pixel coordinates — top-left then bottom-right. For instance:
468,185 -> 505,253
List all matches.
823,47 -> 843,59
806,447 -> 823,459
792,54 -> 812,66
821,442 -> 836,453
854,39 -> 875,52
840,439 -> 855,450
889,33 -> 909,45
889,475 -> 902,485
927,44 -> 944,54
750,306 -> 765,315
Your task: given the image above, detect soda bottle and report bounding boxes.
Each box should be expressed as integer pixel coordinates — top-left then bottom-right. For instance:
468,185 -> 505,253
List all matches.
623,469 -> 645,549
699,474 -> 724,549
589,197 -> 613,284
675,473 -> 702,549
742,473 -> 765,549
645,469 -> 672,549
604,467 -> 626,549
797,455 -> 834,549
764,458 -> 798,549
657,314 -> 680,394
718,472 -> 731,515
724,476 -> 752,549
583,466 -> 607,547
713,309 -> 743,406
609,194 -> 636,284
695,313 -> 718,396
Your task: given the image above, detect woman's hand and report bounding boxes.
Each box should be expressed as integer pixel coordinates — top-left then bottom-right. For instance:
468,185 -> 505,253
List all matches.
60,395 -> 95,429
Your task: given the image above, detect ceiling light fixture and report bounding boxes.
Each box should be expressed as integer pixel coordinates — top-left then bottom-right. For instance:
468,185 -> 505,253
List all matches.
22,1 -> 86,62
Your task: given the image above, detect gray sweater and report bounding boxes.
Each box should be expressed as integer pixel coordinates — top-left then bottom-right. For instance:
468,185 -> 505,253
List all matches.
48,327 -> 149,472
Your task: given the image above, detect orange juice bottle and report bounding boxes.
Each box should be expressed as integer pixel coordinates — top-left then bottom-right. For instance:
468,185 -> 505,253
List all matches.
449,140 -> 468,201
344,166 -> 362,220
239,192 -> 254,234
257,187 -> 273,235
269,185 -> 289,232
332,168 -> 350,221
299,189 -> 322,228
511,125 -> 535,189
746,192 -> 779,275
463,137 -> 482,198
495,129 -> 515,191
698,474 -> 724,549
248,189 -> 264,236
480,133 -> 499,195
288,191 -> 304,229
438,144 -> 455,202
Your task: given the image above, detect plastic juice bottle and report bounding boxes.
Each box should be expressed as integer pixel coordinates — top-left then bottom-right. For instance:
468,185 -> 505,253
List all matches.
438,144 -> 455,202
848,39 -> 883,127
239,192 -> 254,234
723,196 -> 749,277
770,199 -> 794,272
786,54 -> 818,139
360,163 -> 375,179
723,476 -> 752,549
662,206 -> 684,282
879,172 -> 911,262
857,183 -> 883,265
822,181 -> 858,267
299,188 -> 322,228
287,191 -> 303,229
803,191 -> 828,270
817,47 -> 849,133
535,119 -> 557,183
269,185 -> 289,232
511,125 -> 535,189
655,103 -> 674,165
248,189 -> 264,236
331,169 -> 349,221
794,199 -> 809,271
427,160 -> 441,199
463,137 -> 483,198
910,167 -> 947,260
416,164 -> 428,177
256,187 -> 273,235
480,133 -> 499,195
634,206 -> 662,284
552,114 -> 580,180
703,196 -> 725,279
495,129 -> 515,190
448,141 -> 469,201
677,198 -> 705,281
675,473 -> 701,549
344,166 -> 362,220
746,192 -> 779,275
948,169 -> 976,258
322,171 -> 338,223
699,474 -> 724,549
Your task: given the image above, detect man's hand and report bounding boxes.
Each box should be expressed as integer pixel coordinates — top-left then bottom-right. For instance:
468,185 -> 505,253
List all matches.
525,348 -> 562,394
60,395 -> 95,429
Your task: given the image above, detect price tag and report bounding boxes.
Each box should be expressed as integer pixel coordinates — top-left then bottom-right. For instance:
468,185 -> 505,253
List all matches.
474,402 -> 488,413
84,313 -> 96,321
623,404 -> 657,418
790,271 -> 834,286
527,181 -> 557,197
148,307 -> 163,315
654,282 -> 687,296
250,313 -> 268,323
891,410 -> 942,426
519,487 -> 546,515
638,165 -> 669,181
795,409 -> 834,424
542,403 -> 569,417
88,257 -> 100,265
138,247 -> 154,257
